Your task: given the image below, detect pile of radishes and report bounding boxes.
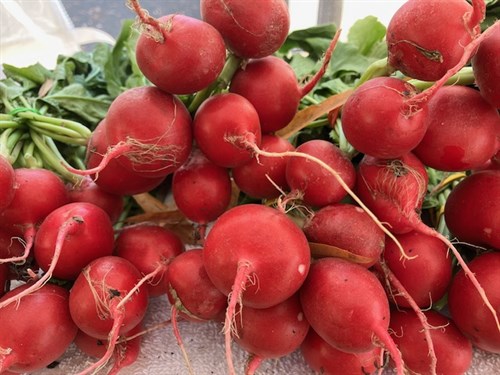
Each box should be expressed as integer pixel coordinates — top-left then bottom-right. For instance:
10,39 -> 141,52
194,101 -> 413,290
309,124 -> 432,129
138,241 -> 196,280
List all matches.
1,0 -> 499,374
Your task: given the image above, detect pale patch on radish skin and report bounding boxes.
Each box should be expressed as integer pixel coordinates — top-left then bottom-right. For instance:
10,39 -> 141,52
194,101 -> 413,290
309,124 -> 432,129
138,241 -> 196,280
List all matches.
298,264 -> 307,275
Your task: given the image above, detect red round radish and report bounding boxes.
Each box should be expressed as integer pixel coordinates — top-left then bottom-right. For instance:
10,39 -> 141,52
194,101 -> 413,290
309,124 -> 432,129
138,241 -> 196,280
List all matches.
114,224 -> 185,297
444,170 -> 500,250
303,203 -> 385,268
389,309 -> 473,375
200,0 -> 290,58
301,328 -> 383,375
66,176 -> 124,224
286,139 -> 356,208
34,202 -> 115,280
232,134 -> 294,199
0,155 -> 15,213
448,252 -> 500,353
354,153 -> 428,234
0,283 -> 78,373
386,0 -> 483,81
103,86 -> 192,178
299,257 -> 403,373
86,119 -> 166,196
193,92 -> 261,168
233,293 -> 309,373
383,231 -> 452,308
166,248 -> 227,322
69,255 -> 149,340
472,25 -> 500,108
341,77 -> 429,159
133,12 -> 226,95
172,147 -> 232,225
413,85 -> 500,172
229,56 -> 301,133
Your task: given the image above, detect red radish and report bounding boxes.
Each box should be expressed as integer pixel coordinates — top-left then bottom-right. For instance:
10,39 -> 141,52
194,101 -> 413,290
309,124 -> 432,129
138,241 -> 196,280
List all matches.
448,252 -> 500,353
386,0 -> 485,81
166,248 -> 227,322
71,86 -> 193,179
233,293 -> 310,375
85,120 -> 166,196
229,29 -> 340,134
0,283 -> 78,373
67,176 -> 124,224
472,25 -> 500,108
383,231 -> 453,308
301,328 -> 383,375
444,170 -> 500,249
202,203 -> 310,374
172,147 -> 232,230
193,92 -> 261,168
69,255 -> 149,374
303,203 -> 385,268
34,202 -> 115,280
200,0 -> 290,58
413,85 -> 500,172
389,309 -> 473,375
286,139 -> 356,208
129,0 -> 226,95
114,223 -> 185,297
232,134 -> 294,199
0,155 -> 15,213
341,77 -> 429,159
0,227 -> 24,261
299,257 -> 404,375
0,168 -> 69,264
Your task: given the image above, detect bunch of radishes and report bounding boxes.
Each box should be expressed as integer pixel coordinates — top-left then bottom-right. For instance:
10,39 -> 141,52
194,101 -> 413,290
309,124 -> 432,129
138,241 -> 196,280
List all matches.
1,0 -> 499,374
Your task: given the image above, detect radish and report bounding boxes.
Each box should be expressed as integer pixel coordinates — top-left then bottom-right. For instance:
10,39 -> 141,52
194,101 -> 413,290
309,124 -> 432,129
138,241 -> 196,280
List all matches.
448,251 -> 500,354
200,0 -> 290,59
166,248 -> 227,322
85,119 -> 166,196
66,176 -> 124,224
299,257 -> 404,374
233,293 -> 310,375
0,283 -> 78,373
129,0 -> 227,95
114,223 -> 185,297
0,168 -> 69,264
303,203 -> 385,268
285,139 -> 356,208
301,328 -> 383,375
386,0 -> 485,81
0,227 -> 24,262
0,155 -> 15,213
389,309 -> 473,375
172,147 -> 232,234
69,255 -> 149,374
71,86 -> 193,179
192,92 -> 261,168
232,134 -> 294,199
472,24 -> 500,108
444,170 -> 500,250
383,231 -> 453,308
412,85 -> 500,172
202,203 -> 310,374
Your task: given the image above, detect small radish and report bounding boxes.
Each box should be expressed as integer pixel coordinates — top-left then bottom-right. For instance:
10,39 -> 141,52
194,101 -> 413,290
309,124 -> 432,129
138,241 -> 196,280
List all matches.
202,203 -> 310,374
0,283 -> 78,373
285,139 -> 356,208
129,0 -> 227,95
232,134 -> 294,199
303,203 -> 385,268
413,85 -> 500,172
0,155 -> 15,213
386,0 -> 485,81
193,92 -> 261,168
200,0 -> 290,58
299,257 -> 404,375
114,223 -> 185,297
